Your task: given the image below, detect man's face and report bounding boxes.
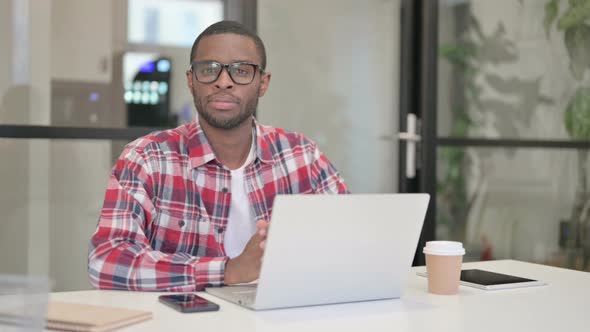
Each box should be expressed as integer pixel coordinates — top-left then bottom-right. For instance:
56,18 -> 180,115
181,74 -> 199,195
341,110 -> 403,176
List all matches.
187,33 -> 270,130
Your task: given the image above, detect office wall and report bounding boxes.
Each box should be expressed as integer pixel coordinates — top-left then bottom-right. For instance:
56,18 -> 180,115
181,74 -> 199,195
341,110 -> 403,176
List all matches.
257,0 -> 401,193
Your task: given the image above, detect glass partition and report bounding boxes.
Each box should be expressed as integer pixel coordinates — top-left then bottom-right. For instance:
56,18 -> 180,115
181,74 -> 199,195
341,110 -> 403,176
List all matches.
436,0 -> 590,272
437,0 -> 590,140
0,139 -> 130,291
0,0 -> 224,128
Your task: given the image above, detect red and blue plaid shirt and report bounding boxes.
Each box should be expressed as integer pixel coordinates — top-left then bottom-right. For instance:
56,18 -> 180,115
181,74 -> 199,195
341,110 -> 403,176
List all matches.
88,119 -> 348,291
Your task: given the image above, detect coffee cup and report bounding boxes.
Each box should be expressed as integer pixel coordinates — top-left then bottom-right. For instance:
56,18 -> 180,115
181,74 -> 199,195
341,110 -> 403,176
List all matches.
423,241 -> 465,295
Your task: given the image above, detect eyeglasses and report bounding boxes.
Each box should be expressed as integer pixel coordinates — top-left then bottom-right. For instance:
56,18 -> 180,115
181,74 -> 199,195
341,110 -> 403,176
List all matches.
188,61 -> 264,85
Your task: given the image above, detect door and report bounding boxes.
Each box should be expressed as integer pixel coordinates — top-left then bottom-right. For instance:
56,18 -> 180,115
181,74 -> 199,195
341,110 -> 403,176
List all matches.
398,0 -> 438,266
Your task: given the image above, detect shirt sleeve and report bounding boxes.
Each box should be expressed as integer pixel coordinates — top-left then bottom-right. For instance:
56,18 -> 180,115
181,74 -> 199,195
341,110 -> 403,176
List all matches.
87,146 -> 228,291
310,145 -> 350,194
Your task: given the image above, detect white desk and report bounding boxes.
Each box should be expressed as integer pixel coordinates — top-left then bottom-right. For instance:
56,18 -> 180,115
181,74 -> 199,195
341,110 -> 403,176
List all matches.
48,260 -> 589,332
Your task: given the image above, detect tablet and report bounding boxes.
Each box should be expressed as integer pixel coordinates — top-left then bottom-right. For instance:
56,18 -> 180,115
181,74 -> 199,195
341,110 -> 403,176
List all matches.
417,269 -> 546,290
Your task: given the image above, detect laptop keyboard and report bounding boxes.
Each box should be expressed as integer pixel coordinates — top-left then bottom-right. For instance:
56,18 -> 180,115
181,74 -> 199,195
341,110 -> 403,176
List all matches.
228,285 -> 257,306
235,290 -> 256,305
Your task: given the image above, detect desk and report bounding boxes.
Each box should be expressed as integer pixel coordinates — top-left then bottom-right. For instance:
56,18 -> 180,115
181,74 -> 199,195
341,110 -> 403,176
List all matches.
48,260 -> 589,332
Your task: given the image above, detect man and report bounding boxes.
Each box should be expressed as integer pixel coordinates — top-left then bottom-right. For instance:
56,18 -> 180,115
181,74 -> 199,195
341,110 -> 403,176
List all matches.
88,21 -> 348,291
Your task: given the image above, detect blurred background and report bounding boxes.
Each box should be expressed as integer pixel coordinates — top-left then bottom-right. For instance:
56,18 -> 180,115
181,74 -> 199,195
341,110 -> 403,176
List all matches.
0,0 -> 589,291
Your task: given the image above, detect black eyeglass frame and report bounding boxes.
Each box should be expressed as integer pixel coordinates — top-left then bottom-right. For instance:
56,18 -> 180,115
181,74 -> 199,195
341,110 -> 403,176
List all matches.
187,61 -> 265,85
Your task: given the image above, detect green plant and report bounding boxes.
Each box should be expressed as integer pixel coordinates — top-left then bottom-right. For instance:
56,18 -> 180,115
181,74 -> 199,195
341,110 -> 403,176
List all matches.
437,15 -> 534,244
545,0 -> 590,270
438,5 -> 554,255
545,0 -> 590,79
437,42 -> 477,243
563,88 -> 590,269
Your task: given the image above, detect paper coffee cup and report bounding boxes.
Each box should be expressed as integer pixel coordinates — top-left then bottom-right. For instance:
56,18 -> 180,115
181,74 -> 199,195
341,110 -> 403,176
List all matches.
423,241 -> 465,295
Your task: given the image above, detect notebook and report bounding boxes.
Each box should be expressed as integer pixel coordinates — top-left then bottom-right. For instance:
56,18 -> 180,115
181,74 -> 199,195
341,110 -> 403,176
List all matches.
206,193 -> 430,310
46,302 -> 152,332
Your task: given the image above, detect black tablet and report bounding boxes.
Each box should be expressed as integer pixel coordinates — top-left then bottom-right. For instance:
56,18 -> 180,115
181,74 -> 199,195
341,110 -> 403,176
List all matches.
417,269 -> 546,290
460,269 -> 546,290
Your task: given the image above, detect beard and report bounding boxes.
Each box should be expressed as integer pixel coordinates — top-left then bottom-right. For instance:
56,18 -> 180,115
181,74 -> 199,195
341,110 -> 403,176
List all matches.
194,92 -> 259,130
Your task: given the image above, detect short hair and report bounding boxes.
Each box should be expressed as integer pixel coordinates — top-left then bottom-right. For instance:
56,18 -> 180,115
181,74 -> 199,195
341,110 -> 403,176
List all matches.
189,21 -> 267,70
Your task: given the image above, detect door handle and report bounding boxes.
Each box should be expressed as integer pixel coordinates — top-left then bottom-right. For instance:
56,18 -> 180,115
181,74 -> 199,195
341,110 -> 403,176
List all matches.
398,113 -> 421,179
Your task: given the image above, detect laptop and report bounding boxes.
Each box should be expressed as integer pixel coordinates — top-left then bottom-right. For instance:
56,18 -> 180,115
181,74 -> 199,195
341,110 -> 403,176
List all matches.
205,193 -> 430,310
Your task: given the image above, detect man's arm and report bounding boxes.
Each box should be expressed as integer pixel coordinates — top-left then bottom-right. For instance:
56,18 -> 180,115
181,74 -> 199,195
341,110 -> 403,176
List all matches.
87,147 -> 227,291
310,146 -> 350,194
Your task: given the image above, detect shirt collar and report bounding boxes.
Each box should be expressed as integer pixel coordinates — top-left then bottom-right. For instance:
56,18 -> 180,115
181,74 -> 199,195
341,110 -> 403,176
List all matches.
188,117 -> 276,169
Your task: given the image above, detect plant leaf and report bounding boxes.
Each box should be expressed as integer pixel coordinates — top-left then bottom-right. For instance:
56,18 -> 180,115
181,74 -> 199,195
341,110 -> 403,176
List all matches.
564,24 -> 590,78
544,0 -> 559,38
558,0 -> 590,30
564,87 -> 590,139
438,42 -> 477,69
564,99 -> 574,137
451,113 -> 472,138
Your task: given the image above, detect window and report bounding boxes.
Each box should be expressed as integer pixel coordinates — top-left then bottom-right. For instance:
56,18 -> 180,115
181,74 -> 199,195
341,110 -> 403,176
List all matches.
128,0 -> 224,47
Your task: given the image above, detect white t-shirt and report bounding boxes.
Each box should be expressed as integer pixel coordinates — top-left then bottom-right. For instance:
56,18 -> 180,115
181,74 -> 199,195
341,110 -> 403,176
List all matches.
224,136 -> 257,259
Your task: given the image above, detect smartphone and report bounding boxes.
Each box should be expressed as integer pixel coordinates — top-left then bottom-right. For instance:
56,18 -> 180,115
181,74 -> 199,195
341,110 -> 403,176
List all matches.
158,293 -> 220,313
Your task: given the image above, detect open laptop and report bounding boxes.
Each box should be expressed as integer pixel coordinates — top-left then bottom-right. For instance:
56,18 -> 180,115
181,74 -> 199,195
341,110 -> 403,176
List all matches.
205,193 -> 430,310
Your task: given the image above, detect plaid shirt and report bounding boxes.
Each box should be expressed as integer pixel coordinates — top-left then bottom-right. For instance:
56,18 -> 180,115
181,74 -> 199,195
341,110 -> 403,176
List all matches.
88,119 -> 348,291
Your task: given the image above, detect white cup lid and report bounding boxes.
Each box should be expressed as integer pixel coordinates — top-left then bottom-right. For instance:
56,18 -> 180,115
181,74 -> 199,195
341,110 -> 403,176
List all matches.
423,241 -> 465,256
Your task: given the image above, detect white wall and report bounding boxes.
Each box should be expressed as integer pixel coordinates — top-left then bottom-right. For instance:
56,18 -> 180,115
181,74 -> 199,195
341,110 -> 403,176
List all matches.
257,0 -> 401,193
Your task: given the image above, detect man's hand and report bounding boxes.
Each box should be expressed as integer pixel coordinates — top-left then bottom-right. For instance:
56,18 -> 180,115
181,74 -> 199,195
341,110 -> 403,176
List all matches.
224,220 -> 269,285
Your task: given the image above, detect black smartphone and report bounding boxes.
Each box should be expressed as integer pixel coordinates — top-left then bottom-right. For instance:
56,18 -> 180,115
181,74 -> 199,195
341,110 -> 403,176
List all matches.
158,293 -> 220,313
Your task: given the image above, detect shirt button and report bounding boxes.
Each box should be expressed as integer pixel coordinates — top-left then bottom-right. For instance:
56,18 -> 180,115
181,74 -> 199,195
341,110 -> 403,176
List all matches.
178,220 -> 186,227
221,187 -> 229,193
217,227 -> 224,233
